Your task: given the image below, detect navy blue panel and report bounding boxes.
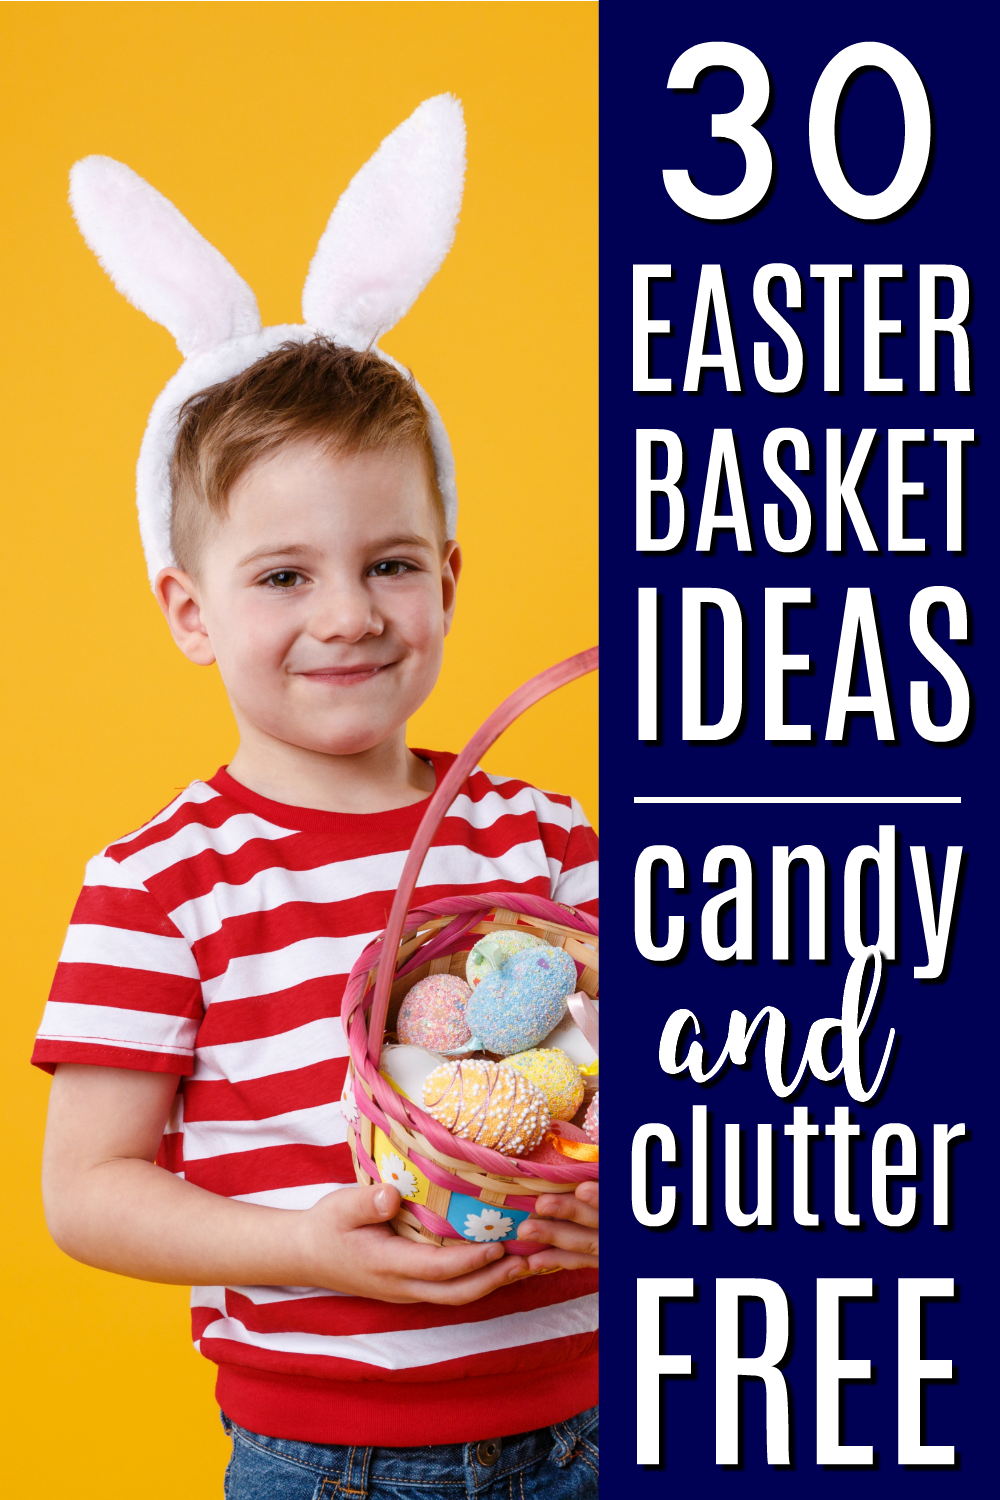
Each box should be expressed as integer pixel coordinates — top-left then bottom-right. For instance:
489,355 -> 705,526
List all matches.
600,1 -> 997,1489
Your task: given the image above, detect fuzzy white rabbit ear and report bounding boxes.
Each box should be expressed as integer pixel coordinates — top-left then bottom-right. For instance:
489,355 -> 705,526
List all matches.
70,156 -> 261,358
302,94 -> 465,346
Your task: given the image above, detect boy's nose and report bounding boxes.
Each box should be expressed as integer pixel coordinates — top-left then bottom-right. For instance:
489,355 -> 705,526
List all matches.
307,583 -> 383,642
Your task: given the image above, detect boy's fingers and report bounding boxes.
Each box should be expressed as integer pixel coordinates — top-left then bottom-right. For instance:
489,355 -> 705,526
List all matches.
328,1182 -> 401,1228
530,1193 -> 600,1228
525,1247 -> 597,1274
377,1234 -> 506,1282
404,1255 -> 532,1306
516,1216 -> 598,1257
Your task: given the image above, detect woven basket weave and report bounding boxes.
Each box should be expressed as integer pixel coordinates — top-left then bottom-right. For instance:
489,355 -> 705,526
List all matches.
341,647 -> 598,1252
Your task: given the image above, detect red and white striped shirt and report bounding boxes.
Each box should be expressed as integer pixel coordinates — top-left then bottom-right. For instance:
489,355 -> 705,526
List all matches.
33,753 -> 598,1445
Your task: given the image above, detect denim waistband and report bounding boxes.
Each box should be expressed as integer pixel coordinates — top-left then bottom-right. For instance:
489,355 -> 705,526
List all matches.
222,1405 -> 599,1495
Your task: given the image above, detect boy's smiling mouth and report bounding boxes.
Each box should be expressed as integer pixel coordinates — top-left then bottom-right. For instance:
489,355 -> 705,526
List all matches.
296,663 -> 393,687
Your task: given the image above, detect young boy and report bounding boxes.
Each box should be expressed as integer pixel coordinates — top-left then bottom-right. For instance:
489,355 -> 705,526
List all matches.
33,337 -> 598,1497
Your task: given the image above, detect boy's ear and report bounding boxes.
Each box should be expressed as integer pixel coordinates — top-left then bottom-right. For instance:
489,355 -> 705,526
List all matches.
155,569 -> 217,666
441,542 -> 461,636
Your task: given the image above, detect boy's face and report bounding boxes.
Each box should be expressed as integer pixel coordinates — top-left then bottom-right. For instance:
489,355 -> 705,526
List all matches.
157,438 -> 460,761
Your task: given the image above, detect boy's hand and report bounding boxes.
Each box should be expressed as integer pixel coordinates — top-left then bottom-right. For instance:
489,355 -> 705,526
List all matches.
297,1183 -> 534,1304
515,1181 -> 599,1272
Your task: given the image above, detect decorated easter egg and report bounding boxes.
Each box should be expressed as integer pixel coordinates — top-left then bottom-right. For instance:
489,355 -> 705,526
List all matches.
397,973 -> 472,1052
523,1119 -> 594,1168
584,1091 -> 599,1144
379,1043 -> 447,1103
502,1048 -> 585,1121
465,929 -> 544,988
541,1001 -> 600,1069
422,1059 -> 549,1155
465,944 -> 578,1056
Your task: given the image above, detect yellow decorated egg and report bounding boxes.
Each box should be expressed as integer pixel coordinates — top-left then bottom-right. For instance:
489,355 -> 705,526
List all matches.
502,1047 -> 585,1121
422,1058 -> 549,1156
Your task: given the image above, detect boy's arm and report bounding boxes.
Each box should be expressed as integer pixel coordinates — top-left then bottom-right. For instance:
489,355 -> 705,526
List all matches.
43,1064 -> 532,1303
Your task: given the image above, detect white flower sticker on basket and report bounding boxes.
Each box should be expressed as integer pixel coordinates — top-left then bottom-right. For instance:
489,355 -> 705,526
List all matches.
340,1072 -> 359,1124
463,1208 -> 515,1243
379,1152 -> 419,1200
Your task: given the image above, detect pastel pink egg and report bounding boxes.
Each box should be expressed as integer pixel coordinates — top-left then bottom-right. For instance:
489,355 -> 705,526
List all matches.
397,973 -> 472,1052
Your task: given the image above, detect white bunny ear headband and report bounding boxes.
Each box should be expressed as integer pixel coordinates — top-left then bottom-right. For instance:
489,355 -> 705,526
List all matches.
69,94 -> 464,584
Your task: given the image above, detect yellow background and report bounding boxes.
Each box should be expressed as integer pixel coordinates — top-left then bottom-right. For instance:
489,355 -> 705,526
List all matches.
0,3 -> 596,1494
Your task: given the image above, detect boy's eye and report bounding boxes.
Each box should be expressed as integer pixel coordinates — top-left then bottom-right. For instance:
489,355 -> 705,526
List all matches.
368,559 -> 415,578
263,570 -> 304,589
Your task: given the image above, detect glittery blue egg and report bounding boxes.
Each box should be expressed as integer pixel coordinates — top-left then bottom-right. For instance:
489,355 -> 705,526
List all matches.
465,943 -> 578,1056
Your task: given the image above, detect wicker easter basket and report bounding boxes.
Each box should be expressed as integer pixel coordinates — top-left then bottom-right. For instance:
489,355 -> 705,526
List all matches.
341,647 -> 598,1253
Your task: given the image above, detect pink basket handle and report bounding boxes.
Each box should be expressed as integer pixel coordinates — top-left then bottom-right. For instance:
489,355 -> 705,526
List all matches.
367,645 -> 598,1062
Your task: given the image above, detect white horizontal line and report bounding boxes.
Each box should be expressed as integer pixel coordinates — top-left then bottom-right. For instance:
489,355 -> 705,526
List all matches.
633,796 -> 962,805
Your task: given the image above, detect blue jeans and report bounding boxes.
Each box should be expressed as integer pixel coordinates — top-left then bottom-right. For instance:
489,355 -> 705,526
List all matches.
221,1407 -> 598,1500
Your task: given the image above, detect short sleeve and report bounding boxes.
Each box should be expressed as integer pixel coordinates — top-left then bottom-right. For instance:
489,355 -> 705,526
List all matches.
549,798 -> 599,917
31,851 -> 204,1076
